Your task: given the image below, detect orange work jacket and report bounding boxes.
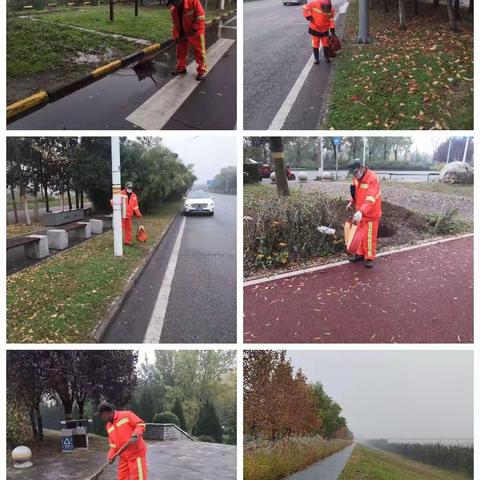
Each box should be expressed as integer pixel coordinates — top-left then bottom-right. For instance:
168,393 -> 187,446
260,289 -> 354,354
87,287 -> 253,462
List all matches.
350,168 -> 382,220
303,1 -> 335,34
110,190 -> 142,219
170,0 -> 206,38
106,410 -> 147,461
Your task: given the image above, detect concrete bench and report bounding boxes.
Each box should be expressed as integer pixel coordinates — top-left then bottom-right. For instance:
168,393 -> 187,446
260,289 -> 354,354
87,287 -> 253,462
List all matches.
89,219 -> 103,234
98,215 -> 112,229
47,229 -> 69,250
64,222 -> 91,239
7,235 -> 49,259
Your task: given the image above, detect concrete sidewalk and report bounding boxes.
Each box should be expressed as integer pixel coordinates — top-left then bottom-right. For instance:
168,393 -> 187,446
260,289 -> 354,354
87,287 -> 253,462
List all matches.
244,236 -> 473,344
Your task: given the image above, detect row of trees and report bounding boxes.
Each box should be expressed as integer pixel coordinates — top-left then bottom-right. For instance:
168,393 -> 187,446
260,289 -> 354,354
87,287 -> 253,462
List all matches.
208,166 -> 237,194
7,350 -> 236,447
7,137 -> 196,225
368,439 -> 473,477
244,137 -> 473,171
244,351 -> 353,441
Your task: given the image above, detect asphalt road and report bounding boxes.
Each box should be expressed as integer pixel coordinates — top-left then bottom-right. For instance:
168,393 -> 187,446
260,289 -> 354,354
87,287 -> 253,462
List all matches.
103,194 -> 236,343
244,236 -> 473,344
286,443 -> 355,480
8,19 -> 236,130
244,0 -> 347,129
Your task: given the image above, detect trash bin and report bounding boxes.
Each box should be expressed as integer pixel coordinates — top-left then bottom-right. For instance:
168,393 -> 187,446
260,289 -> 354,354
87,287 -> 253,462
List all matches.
61,428 -> 74,453
73,426 -> 89,449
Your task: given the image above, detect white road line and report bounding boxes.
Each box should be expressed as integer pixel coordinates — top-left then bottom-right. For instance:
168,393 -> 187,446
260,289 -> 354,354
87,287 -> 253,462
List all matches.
268,3 -> 345,130
126,38 -> 235,130
144,216 -> 186,343
244,233 -> 473,287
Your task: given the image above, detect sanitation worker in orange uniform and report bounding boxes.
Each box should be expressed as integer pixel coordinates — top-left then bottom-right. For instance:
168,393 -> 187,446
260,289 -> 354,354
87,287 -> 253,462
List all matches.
346,159 -> 382,268
303,0 -> 335,64
168,0 -> 207,81
111,181 -> 142,246
98,402 -> 148,480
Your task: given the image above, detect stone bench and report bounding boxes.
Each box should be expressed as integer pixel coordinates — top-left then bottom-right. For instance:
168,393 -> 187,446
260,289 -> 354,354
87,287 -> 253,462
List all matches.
47,221 -> 94,250
7,235 -> 49,259
89,218 -> 103,234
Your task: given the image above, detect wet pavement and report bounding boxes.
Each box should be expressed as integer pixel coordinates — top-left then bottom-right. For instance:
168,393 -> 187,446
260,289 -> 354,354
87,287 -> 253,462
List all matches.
244,0 -> 347,129
8,18 -> 236,130
7,439 -> 236,480
103,194 -> 236,343
244,236 -> 473,344
286,443 -> 355,480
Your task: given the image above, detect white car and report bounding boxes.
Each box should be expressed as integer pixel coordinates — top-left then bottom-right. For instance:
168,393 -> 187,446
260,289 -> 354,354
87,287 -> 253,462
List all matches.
183,190 -> 215,216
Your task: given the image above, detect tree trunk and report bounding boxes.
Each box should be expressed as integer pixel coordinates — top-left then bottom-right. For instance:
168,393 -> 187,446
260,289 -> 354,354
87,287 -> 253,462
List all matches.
35,405 -> 44,441
394,148 -> 398,162
413,0 -> 418,15
33,188 -> 39,223
383,139 -> 388,162
270,138 -> 289,197
75,190 -> 80,210
446,0 -> 461,31
67,189 -> 73,211
60,192 -> 65,212
469,0 -> 472,14
10,185 -> 19,224
454,0 -> 461,20
43,183 -> 50,212
399,0 -> 406,29
383,0 -> 389,12
433,0 -> 439,6
21,188 -> 32,226
80,191 -> 84,209
30,407 -> 38,440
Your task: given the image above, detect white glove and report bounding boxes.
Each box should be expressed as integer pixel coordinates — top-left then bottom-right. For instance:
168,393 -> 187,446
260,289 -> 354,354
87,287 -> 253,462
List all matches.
352,211 -> 363,224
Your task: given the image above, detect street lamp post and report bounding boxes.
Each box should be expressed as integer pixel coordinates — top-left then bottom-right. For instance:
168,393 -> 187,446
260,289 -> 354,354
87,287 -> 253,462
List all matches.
446,138 -> 452,164
357,0 -> 370,44
111,137 -> 123,257
462,137 -> 469,163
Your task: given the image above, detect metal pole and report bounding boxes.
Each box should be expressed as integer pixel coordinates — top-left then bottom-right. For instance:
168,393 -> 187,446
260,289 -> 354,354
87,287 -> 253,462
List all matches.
357,0 -> 370,44
462,137 -> 469,163
334,144 -> 338,180
220,0 -> 224,9
111,137 -> 123,257
446,138 -> 452,164
318,137 -> 324,175
363,137 -> 367,166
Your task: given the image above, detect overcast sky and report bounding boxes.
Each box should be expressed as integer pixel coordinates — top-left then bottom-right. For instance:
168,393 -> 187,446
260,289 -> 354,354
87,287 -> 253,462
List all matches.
161,136 -> 237,183
287,350 -> 473,441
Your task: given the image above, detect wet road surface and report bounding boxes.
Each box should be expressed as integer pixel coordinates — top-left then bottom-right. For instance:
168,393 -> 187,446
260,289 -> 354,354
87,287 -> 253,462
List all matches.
244,236 -> 473,343
8,19 -> 236,130
7,438 -> 236,480
244,0 -> 347,129
286,443 -> 355,480
103,194 -> 236,343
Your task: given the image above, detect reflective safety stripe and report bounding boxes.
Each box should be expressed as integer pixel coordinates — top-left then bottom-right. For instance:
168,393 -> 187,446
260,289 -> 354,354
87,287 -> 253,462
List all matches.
367,222 -> 373,258
196,14 -> 205,19
200,34 -> 207,72
137,457 -> 144,480
360,183 -> 368,189
312,7 -> 323,13
109,444 -> 117,448
115,417 -> 130,428
365,195 -> 376,203
107,426 -> 115,433
137,423 -> 146,427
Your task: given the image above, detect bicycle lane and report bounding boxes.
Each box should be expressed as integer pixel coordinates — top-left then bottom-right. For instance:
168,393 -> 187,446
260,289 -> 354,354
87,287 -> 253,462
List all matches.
244,235 -> 473,344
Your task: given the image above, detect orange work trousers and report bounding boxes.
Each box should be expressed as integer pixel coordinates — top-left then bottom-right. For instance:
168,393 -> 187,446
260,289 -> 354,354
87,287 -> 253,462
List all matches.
311,34 -> 330,48
117,453 -> 147,480
122,217 -> 133,245
176,34 -> 207,75
355,218 -> 379,260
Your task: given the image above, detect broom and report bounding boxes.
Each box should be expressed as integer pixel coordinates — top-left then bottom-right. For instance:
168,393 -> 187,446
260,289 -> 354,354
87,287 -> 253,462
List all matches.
85,439 -> 133,480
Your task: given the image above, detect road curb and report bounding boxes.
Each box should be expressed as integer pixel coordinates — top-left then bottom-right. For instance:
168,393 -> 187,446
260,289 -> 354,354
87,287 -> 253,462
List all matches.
7,9 -> 236,123
91,210 -> 181,342
244,233 -> 473,287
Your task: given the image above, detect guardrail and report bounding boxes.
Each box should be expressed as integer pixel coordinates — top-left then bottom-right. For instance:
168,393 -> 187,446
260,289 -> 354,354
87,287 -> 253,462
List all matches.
7,9 -> 235,123
384,172 -> 439,182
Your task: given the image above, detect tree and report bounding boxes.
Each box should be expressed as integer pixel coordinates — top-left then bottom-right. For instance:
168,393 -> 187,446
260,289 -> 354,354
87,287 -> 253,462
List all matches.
399,0 -> 406,30
193,400 -> 223,443
270,137 -> 289,196
172,397 -> 187,431
446,0 -> 461,31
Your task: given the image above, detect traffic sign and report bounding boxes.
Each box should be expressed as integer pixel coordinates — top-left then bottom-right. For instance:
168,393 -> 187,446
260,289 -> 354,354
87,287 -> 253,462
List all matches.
332,137 -> 341,146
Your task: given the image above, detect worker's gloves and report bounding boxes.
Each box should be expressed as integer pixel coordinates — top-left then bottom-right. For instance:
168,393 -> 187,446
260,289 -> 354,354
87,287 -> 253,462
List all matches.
108,458 -> 115,465
130,434 -> 139,443
346,202 -> 353,212
352,211 -> 363,224
306,15 -> 313,21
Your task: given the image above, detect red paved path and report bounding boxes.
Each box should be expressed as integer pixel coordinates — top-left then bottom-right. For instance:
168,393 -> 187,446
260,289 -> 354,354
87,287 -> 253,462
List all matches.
244,236 -> 473,344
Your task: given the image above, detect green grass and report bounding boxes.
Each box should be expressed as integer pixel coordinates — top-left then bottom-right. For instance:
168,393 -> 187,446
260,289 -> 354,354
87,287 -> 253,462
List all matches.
339,444 -> 470,480
244,437 -> 352,480
7,223 -> 44,238
381,181 -> 474,198
7,201 -> 180,343
326,0 -> 473,129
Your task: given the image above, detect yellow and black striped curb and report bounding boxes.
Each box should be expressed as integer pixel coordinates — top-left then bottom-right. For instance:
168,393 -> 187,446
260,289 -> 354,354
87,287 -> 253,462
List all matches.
7,9 -> 235,123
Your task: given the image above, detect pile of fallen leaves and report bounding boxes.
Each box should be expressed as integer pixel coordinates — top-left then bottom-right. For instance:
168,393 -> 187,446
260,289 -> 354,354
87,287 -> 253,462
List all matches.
327,1 -> 473,130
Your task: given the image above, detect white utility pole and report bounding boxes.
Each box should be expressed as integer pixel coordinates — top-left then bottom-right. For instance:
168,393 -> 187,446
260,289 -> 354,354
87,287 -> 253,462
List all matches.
363,137 -> 367,166
446,138 -> 452,164
318,137 -> 324,175
462,137 -> 469,163
111,137 -> 123,257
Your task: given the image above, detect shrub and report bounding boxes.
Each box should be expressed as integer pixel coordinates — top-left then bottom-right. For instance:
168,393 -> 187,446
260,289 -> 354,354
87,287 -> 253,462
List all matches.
244,186 -> 346,272
197,435 -> 216,443
152,411 -> 180,425
193,400 -> 223,443
7,399 -> 30,448
425,208 -> 462,235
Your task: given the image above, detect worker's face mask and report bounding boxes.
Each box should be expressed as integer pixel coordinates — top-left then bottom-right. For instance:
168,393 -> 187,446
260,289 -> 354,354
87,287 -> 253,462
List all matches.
353,168 -> 364,180
126,188 -> 132,193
